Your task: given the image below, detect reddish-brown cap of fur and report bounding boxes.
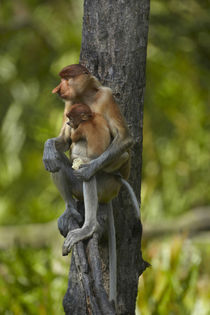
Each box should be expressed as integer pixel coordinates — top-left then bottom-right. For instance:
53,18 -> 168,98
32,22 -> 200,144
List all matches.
59,64 -> 90,79
66,103 -> 93,119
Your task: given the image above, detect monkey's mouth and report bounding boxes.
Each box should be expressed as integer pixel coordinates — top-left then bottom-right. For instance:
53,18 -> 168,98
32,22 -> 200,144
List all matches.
67,121 -> 74,128
60,93 -> 67,99
61,94 -> 71,101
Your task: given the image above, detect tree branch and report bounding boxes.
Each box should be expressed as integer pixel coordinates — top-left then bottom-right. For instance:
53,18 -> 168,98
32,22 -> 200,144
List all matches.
143,207 -> 210,240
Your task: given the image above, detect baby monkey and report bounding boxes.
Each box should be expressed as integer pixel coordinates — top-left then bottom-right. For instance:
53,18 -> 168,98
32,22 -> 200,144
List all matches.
67,103 -> 111,168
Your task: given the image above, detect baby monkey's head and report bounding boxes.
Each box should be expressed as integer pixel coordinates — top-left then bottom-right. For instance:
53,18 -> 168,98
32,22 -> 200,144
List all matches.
66,103 -> 93,129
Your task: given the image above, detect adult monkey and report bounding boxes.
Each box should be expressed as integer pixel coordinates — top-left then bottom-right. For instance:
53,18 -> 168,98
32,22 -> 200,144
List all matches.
43,64 -> 136,305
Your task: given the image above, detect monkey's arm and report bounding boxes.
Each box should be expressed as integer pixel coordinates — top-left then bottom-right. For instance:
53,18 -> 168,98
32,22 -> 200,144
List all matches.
75,133 -> 133,180
43,106 -> 72,173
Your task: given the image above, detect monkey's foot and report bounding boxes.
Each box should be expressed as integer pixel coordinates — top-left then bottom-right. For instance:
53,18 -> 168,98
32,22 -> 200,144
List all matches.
62,223 -> 99,256
58,207 -> 83,237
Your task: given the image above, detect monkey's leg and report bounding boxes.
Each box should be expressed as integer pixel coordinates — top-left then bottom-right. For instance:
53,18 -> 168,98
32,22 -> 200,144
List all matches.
62,176 -> 99,255
52,169 -> 83,237
52,150 -> 83,237
107,201 -> 117,308
43,138 -> 83,236
103,151 -> 129,173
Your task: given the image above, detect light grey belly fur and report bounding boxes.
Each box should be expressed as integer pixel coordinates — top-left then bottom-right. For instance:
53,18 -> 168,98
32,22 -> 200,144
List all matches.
70,140 -> 90,163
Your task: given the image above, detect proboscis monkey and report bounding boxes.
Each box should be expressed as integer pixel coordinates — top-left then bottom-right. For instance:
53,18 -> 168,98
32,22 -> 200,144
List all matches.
43,64 -> 140,307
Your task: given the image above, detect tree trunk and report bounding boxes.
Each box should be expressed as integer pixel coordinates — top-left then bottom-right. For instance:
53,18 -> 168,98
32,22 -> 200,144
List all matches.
63,0 -> 150,314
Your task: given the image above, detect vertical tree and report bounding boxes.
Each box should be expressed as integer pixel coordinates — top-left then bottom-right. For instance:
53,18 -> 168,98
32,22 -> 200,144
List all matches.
63,0 -> 150,314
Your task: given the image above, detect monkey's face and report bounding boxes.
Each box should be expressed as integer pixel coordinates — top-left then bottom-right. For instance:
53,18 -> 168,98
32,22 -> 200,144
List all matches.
67,116 -> 80,129
52,75 -> 88,101
52,79 -> 76,100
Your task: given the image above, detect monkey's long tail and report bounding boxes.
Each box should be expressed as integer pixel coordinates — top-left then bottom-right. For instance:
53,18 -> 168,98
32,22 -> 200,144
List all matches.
107,202 -> 117,309
107,177 -> 140,309
119,177 -> 140,219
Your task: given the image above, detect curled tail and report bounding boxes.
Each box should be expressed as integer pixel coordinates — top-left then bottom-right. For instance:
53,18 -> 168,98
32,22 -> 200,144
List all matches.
119,177 -> 140,219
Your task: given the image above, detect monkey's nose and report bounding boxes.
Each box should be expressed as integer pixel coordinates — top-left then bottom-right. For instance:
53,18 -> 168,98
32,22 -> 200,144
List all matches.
52,84 -> 61,94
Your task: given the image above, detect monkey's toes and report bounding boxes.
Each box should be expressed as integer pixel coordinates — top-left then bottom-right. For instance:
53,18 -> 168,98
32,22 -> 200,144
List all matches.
62,235 -> 75,256
62,224 -> 100,255
62,244 -> 70,256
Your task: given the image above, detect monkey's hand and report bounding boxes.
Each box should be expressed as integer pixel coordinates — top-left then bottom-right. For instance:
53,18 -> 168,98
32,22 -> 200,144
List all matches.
43,138 -> 63,173
73,161 -> 96,181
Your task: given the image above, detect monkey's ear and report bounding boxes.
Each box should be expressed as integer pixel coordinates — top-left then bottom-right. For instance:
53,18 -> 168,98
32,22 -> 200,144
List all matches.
80,113 -> 89,121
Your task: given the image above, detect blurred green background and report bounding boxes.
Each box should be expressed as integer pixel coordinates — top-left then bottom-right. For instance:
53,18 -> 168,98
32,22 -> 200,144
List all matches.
0,0 -> 209,314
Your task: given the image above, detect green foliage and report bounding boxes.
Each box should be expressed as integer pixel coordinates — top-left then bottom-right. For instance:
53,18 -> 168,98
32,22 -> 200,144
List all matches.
142,0 -> 210,221
137,237 -> 210,315
0,245 -> 69,314
0,0 -> 209,314
0,0 -> 83,225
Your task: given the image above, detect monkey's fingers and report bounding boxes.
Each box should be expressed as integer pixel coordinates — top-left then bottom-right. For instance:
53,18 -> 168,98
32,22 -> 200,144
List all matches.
43,139 -> 65,172
62,228 -> 82,255
78,163 -> 88,169
43,149 -> 61,172
43,158 -> 61,172
78,159 -> 96,169
73,169 -> 89,181
73,166 -> 94,181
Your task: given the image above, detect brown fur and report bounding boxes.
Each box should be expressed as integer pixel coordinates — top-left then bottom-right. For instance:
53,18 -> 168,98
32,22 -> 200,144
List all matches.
53,70 -> 131,179
67,104 -> 111,159
67,103 -> 93,120
59,64 -> 90,79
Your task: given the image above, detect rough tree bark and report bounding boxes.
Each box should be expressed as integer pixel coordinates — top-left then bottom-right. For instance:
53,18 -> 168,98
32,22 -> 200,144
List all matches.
63,0 -> 150,314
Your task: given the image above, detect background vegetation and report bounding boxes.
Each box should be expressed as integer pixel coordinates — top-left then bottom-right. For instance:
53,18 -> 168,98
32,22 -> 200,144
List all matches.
0,0 -> 209,314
